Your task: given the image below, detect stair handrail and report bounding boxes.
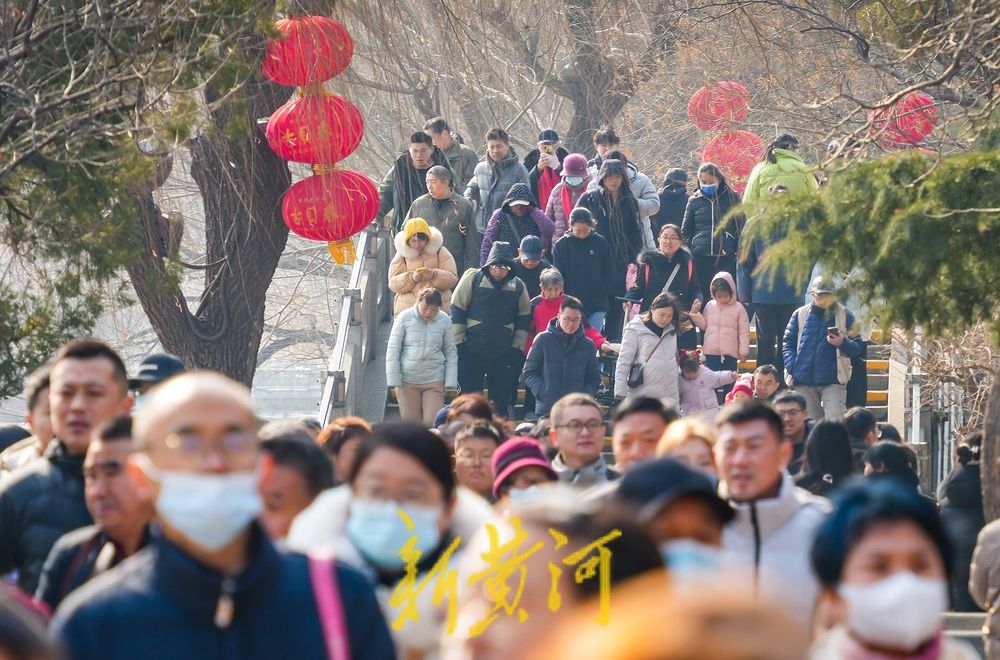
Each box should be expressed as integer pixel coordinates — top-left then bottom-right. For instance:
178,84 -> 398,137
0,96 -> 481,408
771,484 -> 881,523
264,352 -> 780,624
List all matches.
318,223 -> 391,426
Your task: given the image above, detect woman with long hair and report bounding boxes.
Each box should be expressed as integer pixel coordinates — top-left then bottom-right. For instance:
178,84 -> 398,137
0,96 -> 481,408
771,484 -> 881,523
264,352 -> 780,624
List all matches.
795,420 -> 855,496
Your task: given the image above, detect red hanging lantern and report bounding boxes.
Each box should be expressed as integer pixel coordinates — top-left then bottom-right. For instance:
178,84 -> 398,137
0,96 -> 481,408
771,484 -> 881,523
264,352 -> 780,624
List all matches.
282,169 -> 377,242
266,93 -> 364,165
262,16 -> 354,86
870,92 -> 938,148
701,130 -> 764,194
687,82 -> 751,131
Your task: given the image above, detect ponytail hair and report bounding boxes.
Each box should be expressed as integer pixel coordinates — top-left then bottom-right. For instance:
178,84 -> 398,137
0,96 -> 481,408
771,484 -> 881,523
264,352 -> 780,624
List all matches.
765,133 -> 799,164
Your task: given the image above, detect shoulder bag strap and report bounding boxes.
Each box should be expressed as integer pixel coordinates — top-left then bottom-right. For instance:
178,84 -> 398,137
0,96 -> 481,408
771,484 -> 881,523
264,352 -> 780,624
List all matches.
660,263 -> 682,295
505,214 -> 524,245
309,554 -> 352,660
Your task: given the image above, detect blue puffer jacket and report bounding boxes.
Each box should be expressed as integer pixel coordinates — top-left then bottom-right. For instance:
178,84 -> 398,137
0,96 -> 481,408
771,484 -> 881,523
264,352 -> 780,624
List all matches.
736,217 -> 808,305
523,318 -> 601,415
782,303 -> 863,387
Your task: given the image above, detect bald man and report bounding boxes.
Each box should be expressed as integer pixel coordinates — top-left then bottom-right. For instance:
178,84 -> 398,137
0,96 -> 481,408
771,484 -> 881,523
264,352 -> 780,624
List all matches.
53,371 -> 394,660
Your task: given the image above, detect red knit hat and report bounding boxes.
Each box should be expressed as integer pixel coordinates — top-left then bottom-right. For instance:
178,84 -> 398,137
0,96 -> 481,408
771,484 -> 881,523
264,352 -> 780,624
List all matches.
725,377 -> 754,403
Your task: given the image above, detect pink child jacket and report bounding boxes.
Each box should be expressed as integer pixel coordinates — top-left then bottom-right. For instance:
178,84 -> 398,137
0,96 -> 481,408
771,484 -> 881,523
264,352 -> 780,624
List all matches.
693,272 -> 750,359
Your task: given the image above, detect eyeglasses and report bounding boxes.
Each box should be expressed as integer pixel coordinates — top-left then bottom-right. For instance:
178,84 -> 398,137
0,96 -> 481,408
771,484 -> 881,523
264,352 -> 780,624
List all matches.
456,450 -> 494,465
556,420 -> 604,434
163,431 -> 256,456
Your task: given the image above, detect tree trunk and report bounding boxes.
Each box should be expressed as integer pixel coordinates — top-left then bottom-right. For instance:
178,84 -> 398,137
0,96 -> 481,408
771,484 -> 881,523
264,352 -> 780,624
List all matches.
983,380 -> 1000,521
124,76 -> 291,386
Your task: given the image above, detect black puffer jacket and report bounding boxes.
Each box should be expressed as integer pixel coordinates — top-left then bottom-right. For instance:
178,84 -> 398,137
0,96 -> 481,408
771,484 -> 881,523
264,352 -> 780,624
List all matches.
627,248 -> 702,312
0,442 -> 91,593
681,184 -> 743,257
649,182 -> 689,238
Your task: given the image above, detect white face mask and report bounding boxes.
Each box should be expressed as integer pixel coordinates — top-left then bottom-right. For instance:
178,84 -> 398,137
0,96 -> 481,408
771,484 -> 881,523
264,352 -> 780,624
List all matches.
838,571 -> 947,652
507,485 -> 541,506
660,539 -> 721,585
564,176 -> 585,187
137,455 -> 261,551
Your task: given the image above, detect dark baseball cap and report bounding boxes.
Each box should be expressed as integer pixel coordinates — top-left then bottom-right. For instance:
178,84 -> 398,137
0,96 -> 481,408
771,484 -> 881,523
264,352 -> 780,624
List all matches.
617,456 -> 734,523
519,235 -> 543,261
538,128 -> 560,143
129,353 -> 186,389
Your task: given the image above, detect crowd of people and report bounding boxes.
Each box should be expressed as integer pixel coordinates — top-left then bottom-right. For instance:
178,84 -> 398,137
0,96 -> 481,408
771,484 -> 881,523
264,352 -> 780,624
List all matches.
0,117 -> 993,660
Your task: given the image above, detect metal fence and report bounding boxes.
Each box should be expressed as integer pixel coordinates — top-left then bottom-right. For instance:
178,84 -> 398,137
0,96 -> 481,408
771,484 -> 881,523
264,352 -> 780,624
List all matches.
317,224 -> 391,426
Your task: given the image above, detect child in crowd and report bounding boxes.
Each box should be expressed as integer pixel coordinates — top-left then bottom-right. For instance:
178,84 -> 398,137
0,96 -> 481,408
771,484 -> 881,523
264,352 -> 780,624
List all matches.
526,267 -> 618,356
677,350 -> 738,421
724,376 -> 755,404
688,271 -> 749,400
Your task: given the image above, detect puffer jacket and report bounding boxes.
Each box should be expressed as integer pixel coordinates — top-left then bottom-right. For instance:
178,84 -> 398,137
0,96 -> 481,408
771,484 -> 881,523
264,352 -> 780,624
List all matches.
386,304 -> 458,388
287,484 -> 498,660
681,183 -> 743,257
523,318 -> 602,415
627,248 -> 701,313
721,472 -> 831,627
405,192 -> 480,274
586,160 -> 659,250
691,272 -> 750,359
737,215 -> 808,305
526,294 -> 607,354
649,180 -> 689,239
614,316 -> 679,405
388,228 -> 458,316
679,365 -> 736,421
742,148 -> 819,204
971,520 -> 1000,657
0,442 -> 92,594
551,230 -> 616,315
545,178 -> 591,240
783,302 -> 863,387
443,140 -> 480,192
464,147 -> 530,233
479,185 -> 555,266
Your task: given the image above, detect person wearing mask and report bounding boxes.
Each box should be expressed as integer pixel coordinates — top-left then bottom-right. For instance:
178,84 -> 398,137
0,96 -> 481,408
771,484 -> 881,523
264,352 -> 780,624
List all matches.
53,371 -> 395,660
317,416 -> 371,485
627,223 -> 701,351
783,276 -> 864,421
524,128 -> 570,211
737,183 -> 808,382
544,153 -> 590,240
611,397 -> 679,475
773,390 -> 815,475
938,433 -> 984,612
548,394 -> 616,487
681,162 -> 743,299
678,350 -> 739,422
452,241 -> 531,416
257,423 -> 334,540
616,456 -> 734,584
35,417 -> 153,611
378,131 -> 453,232
405,165 -> 480,274
386,287 -> 458,427
649,168 -> 689,239
715,401 -> 831,628
388,217 -> 458,317
656,418 -> 718,478
465,126 -> 530,235
523,296 -> 601,418
490,437 -> 558,512
551,208 -> 616,333
753,364 -> 782,402
288,421 -> 496,658
479,183 -> 554,267
577,159 -> 646,341
423,117 -> 478,190
793,420 -> 854,497
453,421 -> 503,501
742,133 -> 819,205
614,293 -> 681,407
0,340 -> 133,595
810,479 -> 978,659
0,366 -> 53,479
512,235 -> 551,300
843,406 -> 879,472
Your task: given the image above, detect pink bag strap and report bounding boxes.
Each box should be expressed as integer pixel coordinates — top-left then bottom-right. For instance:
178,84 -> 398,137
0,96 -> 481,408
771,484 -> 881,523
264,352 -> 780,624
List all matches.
308,553 -> 352,660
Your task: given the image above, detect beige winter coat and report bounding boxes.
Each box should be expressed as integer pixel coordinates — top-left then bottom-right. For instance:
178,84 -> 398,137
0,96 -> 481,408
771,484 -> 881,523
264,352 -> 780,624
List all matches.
388,227 -> 458,316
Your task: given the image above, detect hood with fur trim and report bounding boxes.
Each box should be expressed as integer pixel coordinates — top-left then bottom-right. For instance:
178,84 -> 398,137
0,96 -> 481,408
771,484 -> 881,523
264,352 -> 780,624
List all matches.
393,225 -> 444,259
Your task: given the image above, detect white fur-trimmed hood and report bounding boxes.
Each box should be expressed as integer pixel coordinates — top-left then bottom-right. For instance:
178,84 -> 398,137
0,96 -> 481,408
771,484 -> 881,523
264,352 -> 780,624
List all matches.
393,225 -> 444,259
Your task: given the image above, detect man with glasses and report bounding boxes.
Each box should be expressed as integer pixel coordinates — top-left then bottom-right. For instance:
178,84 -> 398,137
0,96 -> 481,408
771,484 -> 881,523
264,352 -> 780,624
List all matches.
773,390 -> 814,475
548,394 -> 616,487
53,371 -> 394,659
452,422 -> 501,501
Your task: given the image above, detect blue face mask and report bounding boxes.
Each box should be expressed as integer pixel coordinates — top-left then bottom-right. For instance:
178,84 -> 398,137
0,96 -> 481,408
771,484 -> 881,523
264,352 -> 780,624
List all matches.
346,499 -> 442,570
564,176 -> 585,187
507,485 -> 542,506
660,539 -> 721,582
700,184 -> 718,196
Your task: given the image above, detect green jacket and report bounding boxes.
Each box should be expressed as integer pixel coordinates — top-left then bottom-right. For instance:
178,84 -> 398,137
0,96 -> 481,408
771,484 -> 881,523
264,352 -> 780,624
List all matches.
743,148 -> 819,204
444,141 -> 480,192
